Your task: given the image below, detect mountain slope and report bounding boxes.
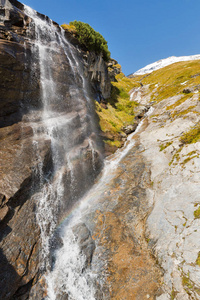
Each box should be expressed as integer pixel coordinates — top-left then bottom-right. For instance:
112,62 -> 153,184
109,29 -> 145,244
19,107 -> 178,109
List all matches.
132,54 -> 200,75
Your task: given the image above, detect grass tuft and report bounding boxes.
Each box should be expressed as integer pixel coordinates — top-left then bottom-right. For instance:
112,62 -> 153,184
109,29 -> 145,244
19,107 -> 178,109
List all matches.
159,141 -> 173,151
180,122 -> 200,144
194,206 -> 200,219
196,252 -> 200,266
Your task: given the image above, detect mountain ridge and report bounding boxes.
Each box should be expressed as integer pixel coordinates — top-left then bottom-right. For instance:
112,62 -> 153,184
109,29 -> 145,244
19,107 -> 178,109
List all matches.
132,54 -> 200,75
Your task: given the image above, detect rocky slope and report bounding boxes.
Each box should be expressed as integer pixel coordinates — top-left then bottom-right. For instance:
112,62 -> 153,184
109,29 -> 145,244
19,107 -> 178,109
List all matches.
127,60 -> 200,299
74,59 -> 200,300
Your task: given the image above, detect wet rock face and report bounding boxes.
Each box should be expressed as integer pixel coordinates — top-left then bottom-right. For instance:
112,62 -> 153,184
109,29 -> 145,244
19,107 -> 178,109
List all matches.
72,223 -> 95,268
62,36 -> 120,104
0,0 -> 112,298
0,125 -> 53,299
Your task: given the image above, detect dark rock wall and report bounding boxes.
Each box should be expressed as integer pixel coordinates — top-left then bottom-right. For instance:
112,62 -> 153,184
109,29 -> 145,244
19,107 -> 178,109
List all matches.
0,1 -> 117,298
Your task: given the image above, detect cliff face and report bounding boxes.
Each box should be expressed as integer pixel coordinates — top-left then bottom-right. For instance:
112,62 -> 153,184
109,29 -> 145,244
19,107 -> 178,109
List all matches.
0,1 -> 119,298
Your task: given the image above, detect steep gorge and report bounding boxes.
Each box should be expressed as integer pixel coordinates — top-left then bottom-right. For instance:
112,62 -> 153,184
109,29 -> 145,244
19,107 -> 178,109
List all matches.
1,1 -> 200,300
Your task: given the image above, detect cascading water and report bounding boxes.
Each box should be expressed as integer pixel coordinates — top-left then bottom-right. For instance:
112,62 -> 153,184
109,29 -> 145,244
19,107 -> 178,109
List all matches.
23,4 -> 103,281
23,5 -> 153,299
46,108 -> 154,300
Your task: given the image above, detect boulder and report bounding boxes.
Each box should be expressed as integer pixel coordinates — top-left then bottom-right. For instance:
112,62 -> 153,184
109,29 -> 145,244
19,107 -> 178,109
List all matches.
183,88 -> 192,94
72,223 -> 95,267
122,123 -> 138,135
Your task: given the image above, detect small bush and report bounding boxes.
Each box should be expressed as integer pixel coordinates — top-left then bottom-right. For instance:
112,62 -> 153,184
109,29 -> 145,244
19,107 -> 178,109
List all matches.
61,24 -> 76,34
67,20 -> 111,61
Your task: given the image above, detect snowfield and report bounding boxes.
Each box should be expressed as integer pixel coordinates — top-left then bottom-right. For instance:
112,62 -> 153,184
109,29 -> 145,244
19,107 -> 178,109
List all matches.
133,54 -> 200,75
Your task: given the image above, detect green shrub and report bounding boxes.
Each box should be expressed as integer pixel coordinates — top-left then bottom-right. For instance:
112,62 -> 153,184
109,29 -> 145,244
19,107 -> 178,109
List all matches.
68,20 -> 111,61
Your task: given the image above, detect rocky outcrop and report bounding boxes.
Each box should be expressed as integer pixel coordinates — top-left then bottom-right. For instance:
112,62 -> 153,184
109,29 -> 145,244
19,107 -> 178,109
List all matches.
83,53 -> 113,102
72,223 -> 95,268
64,40 -> 121,104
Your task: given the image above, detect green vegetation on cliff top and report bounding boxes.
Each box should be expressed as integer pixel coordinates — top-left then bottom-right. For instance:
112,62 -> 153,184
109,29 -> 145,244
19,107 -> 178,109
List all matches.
62,21 -> 110,61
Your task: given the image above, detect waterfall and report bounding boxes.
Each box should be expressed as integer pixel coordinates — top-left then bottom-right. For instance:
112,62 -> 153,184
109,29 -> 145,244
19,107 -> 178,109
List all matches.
45,109 -> 153,300
23,4 -> 103,278
23,5 -> 153,299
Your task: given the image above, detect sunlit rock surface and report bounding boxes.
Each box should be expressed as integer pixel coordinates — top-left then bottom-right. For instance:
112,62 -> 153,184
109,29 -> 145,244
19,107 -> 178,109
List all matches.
130,80 -> 200,299
87,138 -> 163,299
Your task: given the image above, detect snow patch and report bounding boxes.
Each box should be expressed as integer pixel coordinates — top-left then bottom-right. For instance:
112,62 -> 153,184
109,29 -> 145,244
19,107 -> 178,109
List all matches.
180,81 -> 188,85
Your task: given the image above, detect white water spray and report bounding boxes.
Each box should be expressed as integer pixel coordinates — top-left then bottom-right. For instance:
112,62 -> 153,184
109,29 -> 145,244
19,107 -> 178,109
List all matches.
24,5 -> 102,276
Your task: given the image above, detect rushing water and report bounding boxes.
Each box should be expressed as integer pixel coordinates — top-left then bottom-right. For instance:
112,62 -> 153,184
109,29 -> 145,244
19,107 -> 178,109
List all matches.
46,108 -> 153,300
24,5 -> 152,299
24,5 -> 102,276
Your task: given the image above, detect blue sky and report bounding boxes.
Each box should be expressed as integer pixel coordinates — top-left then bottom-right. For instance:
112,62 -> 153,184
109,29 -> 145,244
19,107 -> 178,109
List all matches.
22,0 -> 200,75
